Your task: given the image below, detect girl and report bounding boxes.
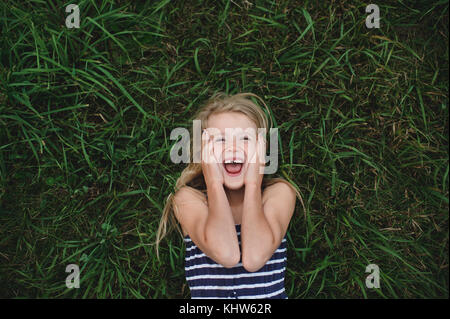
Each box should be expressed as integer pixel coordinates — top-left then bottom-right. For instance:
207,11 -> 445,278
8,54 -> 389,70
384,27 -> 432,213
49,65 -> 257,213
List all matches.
157,92 -> 302,299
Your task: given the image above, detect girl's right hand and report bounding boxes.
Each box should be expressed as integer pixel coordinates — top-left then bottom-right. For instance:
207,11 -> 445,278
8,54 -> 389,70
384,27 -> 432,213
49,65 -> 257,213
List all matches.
202,130 -> 224,187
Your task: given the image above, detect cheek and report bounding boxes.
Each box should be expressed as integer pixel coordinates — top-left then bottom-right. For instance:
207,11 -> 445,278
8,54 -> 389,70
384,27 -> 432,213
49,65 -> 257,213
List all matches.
212,142 -> 223,162
246,141 -> 257,157
243,142 -> 250,155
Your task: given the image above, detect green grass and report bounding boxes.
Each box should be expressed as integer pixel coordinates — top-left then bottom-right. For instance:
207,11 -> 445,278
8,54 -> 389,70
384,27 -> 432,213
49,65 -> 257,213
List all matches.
0,0 -> 448,298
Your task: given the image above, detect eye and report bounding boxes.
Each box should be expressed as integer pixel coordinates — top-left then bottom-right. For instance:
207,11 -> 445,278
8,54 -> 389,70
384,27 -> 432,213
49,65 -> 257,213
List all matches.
215,137 -> 225,142
241,135 -> 250,141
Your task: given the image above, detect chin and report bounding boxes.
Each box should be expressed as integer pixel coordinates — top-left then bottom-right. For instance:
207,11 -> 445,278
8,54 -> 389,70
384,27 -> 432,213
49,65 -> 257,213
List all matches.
223,179 -> 245,190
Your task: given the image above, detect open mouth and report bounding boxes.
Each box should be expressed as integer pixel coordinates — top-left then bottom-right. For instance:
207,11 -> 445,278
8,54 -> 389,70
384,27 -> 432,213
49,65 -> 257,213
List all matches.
223,158 -> 244,176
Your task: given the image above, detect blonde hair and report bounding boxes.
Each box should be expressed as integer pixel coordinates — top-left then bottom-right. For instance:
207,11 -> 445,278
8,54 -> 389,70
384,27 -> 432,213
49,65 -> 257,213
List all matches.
155,92 -> 305,258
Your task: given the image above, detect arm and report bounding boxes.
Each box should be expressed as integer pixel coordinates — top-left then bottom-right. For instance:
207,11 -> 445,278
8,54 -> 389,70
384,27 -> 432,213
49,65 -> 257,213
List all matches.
241,133 -> 296,272
173,130 -> 240,268
173,185 -> 240,268
241,182 -> 296,272
204,181 -> 241,267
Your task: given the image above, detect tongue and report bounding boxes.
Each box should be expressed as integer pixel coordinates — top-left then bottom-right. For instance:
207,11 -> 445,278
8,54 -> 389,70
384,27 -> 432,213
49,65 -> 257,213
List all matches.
224,163 -> 242,174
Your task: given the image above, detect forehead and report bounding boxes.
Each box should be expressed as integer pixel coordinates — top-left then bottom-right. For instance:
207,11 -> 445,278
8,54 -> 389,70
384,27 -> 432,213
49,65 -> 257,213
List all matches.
207,112 -> 257,133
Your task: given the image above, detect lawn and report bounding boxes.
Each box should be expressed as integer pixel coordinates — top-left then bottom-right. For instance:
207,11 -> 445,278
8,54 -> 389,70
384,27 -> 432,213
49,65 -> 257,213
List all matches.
0,0 -> 448,298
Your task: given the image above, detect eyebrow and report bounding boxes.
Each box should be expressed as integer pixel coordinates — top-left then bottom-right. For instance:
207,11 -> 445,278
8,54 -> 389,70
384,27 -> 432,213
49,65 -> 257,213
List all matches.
208,128 -> 257,137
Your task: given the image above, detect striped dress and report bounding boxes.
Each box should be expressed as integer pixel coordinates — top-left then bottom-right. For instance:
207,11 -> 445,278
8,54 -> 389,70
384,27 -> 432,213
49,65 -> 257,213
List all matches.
184,224 -> 288,299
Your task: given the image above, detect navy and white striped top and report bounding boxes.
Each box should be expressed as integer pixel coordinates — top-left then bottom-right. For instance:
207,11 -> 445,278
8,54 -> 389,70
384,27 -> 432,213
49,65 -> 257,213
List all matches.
184,224 -> 288,299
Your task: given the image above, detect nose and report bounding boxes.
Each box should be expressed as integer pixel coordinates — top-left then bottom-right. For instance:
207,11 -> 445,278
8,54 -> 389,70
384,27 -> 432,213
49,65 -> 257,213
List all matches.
223,136 -> 245,159
223,134 -> 239,152
225,136 -> 236,149
223,144 -> 234,159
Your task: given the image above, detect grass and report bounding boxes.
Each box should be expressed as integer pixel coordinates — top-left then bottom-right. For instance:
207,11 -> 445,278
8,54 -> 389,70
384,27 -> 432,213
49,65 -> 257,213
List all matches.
0,0 -> 448,298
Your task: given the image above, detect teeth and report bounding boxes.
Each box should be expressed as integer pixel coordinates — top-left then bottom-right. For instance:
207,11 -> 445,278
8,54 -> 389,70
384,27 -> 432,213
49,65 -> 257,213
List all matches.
224,159 -> 244,164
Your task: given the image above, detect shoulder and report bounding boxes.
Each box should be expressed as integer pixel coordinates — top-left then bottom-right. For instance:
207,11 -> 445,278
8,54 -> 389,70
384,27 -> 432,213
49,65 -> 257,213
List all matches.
173,186 -> 208,237
262,180 -> 297,204
261,180 -> 297,241
173,186 -> 207,206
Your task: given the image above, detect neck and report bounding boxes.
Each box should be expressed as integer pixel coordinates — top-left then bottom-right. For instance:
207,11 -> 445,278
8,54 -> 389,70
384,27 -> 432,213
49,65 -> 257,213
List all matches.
225,187 -> 244,205
225,187 -> 245,223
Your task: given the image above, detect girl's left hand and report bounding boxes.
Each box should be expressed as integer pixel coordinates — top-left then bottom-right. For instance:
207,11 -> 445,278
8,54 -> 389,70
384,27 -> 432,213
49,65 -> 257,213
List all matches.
244,133 -> 266,186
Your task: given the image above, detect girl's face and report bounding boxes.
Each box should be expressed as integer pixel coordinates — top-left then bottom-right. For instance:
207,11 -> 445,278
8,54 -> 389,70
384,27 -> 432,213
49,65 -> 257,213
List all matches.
206,111 -> 259,190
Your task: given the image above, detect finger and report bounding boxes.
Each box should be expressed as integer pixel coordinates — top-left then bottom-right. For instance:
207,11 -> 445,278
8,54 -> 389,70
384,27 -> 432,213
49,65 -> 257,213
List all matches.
258,133 -> 266,166
202,130 -> 209,163
246,142 -> 255,164
204,136 -> 216,164
208,138 -> 216,164
249,146 -> 257,164
255,134 -> 263,174
246,136 -> 257,164
211,138 -> 220,165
